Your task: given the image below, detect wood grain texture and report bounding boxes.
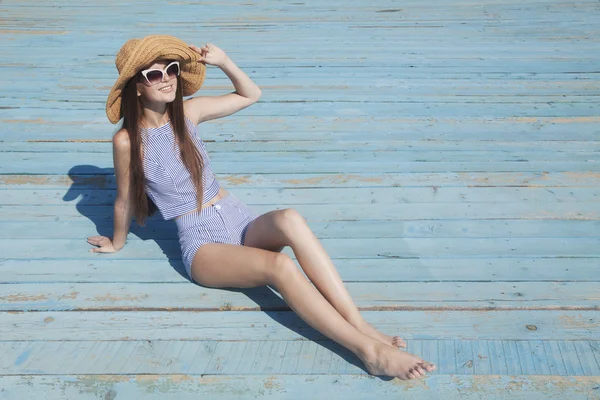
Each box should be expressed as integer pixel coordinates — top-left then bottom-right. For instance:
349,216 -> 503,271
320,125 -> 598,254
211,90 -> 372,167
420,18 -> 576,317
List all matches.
3,257 -> 599,283
1,0 -> 599,397
0,310 -> 597,341
1,281 -> 598,311
1,339 -> 599,376
0,375 -> 599,400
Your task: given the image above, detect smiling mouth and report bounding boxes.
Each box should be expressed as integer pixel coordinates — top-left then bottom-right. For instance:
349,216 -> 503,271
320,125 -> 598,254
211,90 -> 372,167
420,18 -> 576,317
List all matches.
158,85 -> 173,92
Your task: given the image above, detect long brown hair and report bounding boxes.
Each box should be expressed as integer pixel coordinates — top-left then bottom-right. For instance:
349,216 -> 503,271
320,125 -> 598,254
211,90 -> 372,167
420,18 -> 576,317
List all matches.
121,69 -> 204,226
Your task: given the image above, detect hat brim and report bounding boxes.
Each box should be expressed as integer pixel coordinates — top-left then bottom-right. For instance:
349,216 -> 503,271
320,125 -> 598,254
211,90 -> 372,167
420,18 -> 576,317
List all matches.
106,35 -> 206,124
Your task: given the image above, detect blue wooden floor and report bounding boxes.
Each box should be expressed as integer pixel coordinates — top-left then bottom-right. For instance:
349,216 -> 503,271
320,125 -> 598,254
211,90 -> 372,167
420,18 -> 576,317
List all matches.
1,0 -> 600,398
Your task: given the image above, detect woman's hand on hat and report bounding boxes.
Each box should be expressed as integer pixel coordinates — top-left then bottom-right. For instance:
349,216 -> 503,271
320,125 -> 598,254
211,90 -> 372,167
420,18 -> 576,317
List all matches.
190,43 -> 228,68
87,235 -> 118,253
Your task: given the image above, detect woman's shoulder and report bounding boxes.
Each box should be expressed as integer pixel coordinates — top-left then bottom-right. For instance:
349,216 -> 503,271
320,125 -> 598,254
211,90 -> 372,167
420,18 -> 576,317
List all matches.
112,128 -> 130,151
182,99 -> 195,123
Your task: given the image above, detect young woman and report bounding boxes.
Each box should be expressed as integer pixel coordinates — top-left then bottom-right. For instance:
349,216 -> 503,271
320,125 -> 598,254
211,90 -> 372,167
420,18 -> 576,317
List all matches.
87,35 -> 435,380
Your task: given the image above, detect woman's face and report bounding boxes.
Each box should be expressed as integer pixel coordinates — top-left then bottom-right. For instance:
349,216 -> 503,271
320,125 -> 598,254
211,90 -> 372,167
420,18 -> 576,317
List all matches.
136,60 -> 178,105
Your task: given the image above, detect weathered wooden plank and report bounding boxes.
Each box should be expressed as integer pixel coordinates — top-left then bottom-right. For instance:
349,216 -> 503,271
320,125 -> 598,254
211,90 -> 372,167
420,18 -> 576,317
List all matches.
6,73 -> 600,96
33,68 -> 600,80
8,70 -> 600,84
3,257 -> 598,284
2,219 -> 599,240
3,100 -> 598,118
3,115 -> 600,130
5,64 -> 600,79
3,172 -> 599,190
1,140 -> 599,153
0,375 -> 599,400
4,187 -> 600,206
5,96 -> 600,112
1,0 -> 597,14
0,310 -> 597,341
1,282 -> 597,311
4,148 -> 600,165
3,0 -> 586,7
87,49 -> 600,59
1,237 -> 599,259
3,11 -> 598,28
5,51 -> 600,65
3,117 -> 600,142
4,40 -> 600,55
455,340 -> 475,374
436,340 -> 455,374
12,29 -> 595,44
574,341 -> 600,376
6,128 -> 599,142
472,340 -> 493,375
2,13 -> 598,32
2,339 -> 597,376
7,88 -> 600,103
530,340 -> 553,375
544,341 -> 569,376
3,12 -> 599,28
0,157 -> 600,175
558,341 -> 586,376
4,59 -> 598,70
513,341 -> 534,374
487,340 -> 512,375
3,37 -> 600,52
502,340 -> 520,375
1,202 -> 597,222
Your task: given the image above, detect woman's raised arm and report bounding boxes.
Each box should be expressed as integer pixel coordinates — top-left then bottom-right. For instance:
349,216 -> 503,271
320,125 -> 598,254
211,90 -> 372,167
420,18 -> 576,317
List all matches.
183,43 -> 262,125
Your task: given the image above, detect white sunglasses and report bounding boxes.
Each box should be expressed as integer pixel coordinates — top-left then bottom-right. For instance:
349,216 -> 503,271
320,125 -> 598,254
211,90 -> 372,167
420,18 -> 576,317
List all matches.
139,61 -> 180,85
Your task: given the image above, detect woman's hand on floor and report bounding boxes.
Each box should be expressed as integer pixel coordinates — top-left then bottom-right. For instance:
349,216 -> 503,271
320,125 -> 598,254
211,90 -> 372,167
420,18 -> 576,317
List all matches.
87,235 -> 118,253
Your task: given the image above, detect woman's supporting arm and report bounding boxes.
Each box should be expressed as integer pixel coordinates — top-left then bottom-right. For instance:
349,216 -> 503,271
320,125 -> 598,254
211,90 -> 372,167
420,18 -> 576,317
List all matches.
111,129 -> 135,250
87,128 -> 134,253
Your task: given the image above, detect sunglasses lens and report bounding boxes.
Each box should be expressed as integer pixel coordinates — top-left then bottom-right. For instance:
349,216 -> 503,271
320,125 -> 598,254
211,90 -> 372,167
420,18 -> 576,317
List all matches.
166,63 -> 180,78
145,70 -> 163,84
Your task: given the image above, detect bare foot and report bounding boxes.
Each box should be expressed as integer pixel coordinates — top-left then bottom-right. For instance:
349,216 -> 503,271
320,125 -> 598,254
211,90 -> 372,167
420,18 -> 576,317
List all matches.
361,341 -> 436,380
355,320 -> 406,349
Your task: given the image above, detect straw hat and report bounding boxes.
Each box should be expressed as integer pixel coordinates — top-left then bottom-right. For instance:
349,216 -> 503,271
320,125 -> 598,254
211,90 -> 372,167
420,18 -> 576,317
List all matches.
106,35 -> 206,124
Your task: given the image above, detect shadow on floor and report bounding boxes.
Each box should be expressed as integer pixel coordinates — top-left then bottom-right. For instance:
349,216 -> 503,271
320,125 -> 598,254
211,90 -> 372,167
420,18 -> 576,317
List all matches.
64,164 -> 380,376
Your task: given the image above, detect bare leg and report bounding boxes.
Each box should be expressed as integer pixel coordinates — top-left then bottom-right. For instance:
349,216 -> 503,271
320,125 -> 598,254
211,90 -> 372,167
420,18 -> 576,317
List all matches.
243,209 -> 408,349
190,243 -> 435,379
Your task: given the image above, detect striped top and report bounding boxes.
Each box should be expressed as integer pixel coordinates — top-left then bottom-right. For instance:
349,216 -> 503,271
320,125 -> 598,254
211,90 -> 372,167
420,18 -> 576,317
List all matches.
140,117 -> 221,220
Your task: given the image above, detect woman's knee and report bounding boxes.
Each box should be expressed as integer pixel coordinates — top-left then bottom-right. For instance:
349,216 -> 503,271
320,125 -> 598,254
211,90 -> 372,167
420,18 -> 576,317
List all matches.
243,208 -> 304,252
269,252 -> 299,286
273,208 -> 305,232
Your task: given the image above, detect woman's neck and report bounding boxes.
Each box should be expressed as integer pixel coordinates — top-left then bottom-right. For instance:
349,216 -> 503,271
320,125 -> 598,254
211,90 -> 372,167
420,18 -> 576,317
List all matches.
140,102 -> 169,129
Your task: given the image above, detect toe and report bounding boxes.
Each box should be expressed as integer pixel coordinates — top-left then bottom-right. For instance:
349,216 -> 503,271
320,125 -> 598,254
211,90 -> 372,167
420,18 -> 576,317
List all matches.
410,368 -> 421,378
418,359 -> 436,372
424,362 -> 436,372
415,365 -> 426,375
407,372 -> 416,380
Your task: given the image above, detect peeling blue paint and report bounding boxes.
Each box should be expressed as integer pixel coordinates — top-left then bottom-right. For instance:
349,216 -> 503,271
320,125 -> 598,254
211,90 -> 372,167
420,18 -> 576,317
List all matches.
14,349 -> 31,366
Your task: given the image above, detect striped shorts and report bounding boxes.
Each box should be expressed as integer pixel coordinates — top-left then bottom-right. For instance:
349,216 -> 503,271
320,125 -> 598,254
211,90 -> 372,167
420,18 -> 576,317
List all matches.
175,193 -> 260,279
